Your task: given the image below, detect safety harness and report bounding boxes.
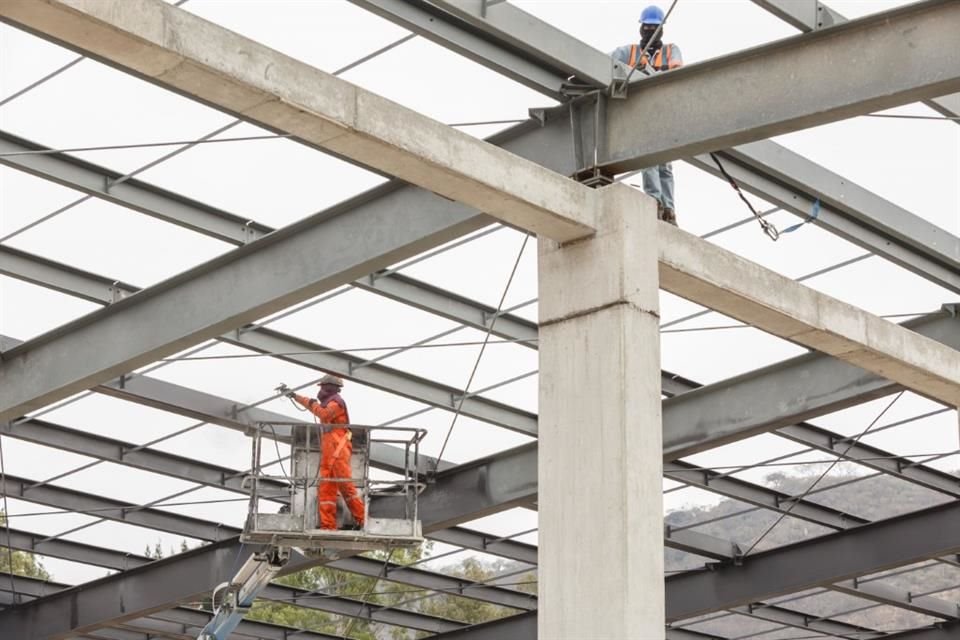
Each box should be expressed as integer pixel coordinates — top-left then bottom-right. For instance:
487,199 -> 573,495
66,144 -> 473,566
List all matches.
628,43 -> 677,71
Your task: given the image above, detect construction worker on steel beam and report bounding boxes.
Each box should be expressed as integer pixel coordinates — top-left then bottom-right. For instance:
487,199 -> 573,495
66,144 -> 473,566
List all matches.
286,375 -> 365,530
611,4 -> 683,226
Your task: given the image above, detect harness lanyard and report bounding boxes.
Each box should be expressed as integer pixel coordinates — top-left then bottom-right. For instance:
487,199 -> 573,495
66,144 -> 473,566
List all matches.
709,152 -> 781,241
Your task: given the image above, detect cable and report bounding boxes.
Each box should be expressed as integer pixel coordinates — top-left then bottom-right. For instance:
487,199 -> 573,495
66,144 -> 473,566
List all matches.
0,119 -> 532,158
0,0 -> 190,109
4,32 -> 428,546
158,337 -> 538,362
375,225 -> 506,280
864,113 -> 960,121
434,233 -> 531,468
739,391 -> 905,558
660,310 -> 941,333
668,565 -> 960,638
0,57 -> 84,109
0,194 -> 89,245
0,133 -> 295,158
698,206 -> 781,240
0,434 -> 17,601
447,119 -> 528,127
340,548 -> 396,639
668,450 -> 959,474
0,29 -> 412,247
266,578 -> 538,602
616,0 -> 681,91
659,252 -> 872,331
265,424 -> 291,483
709,152 -> 781,241
3,496 -> 256,520
665,409 -> 958,535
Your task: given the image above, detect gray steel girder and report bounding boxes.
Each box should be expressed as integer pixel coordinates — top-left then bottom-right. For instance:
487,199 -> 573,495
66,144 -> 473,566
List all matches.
0,115 -> 577,425
663,500 -> 960,622
688,142 -> 960,295
0,574 -> 345,640
351,3 -> 960,294
4,0 -> 960,424
5,241 -> 959,502
601,1 -> 960,171
751,0 -> 960,122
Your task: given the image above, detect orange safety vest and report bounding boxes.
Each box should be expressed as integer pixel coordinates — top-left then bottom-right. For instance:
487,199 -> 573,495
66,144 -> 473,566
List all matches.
628,43 -> 679,72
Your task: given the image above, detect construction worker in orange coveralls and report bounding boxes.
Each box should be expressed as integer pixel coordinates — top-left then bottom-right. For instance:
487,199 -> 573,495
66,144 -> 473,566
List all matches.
287,375 -> 365,530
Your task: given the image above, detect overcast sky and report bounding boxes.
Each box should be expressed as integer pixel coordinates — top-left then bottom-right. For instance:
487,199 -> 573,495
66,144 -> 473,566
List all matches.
0,0 -> 957,591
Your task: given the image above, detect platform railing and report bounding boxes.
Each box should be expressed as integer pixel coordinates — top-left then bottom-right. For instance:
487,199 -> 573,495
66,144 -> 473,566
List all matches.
243,421 -> 427,549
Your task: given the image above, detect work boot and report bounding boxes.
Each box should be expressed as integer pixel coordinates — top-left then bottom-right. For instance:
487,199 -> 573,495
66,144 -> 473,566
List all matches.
655,201 -> 665,220
662,208 -> 678,227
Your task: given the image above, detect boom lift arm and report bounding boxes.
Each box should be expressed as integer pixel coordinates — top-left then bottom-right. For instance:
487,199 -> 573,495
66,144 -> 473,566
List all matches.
195,392 -> 426,639
197,547 -> 289,640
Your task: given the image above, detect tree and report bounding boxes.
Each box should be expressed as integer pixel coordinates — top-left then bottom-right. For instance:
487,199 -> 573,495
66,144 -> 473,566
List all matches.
143,538 -> 195,559
248,542 -> 434,639
0,511 -> 51,580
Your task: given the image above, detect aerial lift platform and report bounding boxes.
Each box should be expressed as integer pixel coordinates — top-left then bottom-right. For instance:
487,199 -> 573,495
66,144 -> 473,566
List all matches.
197,418 -> 427,639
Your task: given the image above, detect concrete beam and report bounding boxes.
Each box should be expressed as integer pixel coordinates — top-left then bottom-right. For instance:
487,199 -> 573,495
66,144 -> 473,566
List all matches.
602,0 -> 960,171
657,223 -> 960,406
0,0 -> 596,243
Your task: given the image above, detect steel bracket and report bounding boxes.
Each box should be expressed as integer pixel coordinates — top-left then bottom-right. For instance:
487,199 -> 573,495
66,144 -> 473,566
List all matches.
568,92 -> 613,187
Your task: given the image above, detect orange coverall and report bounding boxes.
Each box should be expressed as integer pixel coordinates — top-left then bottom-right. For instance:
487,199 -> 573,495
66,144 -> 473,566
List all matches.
294,394 -> 365,530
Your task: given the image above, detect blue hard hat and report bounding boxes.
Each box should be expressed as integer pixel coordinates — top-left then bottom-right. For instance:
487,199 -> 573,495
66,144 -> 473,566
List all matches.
639,5 -> 665,25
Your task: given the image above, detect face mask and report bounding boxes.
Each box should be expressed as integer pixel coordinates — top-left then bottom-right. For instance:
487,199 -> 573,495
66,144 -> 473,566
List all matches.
640,25 -> 662,51
317,385 -> 339,402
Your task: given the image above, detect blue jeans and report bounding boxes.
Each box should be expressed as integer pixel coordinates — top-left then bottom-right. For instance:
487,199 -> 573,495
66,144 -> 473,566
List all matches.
642,162 -> 675,211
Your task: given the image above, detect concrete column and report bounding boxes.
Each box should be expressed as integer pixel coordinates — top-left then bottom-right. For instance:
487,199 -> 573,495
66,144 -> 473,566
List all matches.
538,184 -> 664,639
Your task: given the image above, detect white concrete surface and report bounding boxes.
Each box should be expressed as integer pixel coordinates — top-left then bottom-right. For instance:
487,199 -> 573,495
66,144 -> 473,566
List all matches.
658,223 -> 960,406
0,0 -> 598,243
538,184 -> 664,639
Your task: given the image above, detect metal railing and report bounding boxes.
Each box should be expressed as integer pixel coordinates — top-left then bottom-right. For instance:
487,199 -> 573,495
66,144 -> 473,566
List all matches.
243,421 -> 427,546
